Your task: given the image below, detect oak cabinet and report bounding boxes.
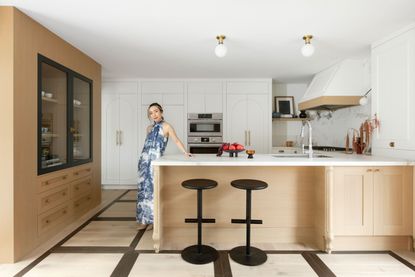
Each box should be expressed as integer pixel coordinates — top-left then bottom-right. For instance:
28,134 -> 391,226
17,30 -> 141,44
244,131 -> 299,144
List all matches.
334,166 -> 412,236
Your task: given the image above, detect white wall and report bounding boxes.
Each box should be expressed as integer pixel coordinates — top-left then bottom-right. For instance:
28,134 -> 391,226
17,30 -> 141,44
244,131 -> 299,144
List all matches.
272,82 -> 372,148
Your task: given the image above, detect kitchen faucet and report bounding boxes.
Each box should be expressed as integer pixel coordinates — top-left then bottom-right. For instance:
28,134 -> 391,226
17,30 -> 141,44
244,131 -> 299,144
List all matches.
300,119 -> 313,158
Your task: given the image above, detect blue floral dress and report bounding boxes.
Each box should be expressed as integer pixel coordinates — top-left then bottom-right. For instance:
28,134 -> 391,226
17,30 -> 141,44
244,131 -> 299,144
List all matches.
137,121 -> 168,224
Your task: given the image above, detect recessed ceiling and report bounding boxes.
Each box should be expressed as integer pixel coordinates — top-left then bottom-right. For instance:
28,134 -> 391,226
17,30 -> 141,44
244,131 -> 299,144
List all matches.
2,0 -> 415,82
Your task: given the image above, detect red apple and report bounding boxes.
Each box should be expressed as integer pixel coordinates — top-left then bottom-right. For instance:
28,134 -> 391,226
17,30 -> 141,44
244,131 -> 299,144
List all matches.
223,144 -> 229,150
229,145 -> 236,150
236,144 -> 244,150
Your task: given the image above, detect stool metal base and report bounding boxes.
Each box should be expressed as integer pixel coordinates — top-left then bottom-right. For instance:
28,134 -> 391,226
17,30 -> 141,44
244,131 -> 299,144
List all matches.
229,246 -> 267,266
181,245 -> 218,264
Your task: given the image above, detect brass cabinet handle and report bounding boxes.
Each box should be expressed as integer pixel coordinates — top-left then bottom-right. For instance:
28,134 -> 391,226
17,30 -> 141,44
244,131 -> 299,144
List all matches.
367,169 -> 372,172
374,169 -> 380,172
62,192 -> 66,196
62,210 -> 67,214
75,186 -> 79,191
45,199 -> 50,204
45,220 -> 50,224
389,141 -> 395,148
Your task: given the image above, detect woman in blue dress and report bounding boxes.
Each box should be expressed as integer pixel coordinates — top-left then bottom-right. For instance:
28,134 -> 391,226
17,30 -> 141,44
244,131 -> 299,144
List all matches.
137,103 -> 191,228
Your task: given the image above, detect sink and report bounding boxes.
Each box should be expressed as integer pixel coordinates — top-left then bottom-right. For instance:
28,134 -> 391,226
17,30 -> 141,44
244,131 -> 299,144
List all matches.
272,153 -> 332,158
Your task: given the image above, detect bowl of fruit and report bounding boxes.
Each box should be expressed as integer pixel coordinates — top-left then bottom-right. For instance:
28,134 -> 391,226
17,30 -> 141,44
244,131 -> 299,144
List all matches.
217,142 -> 245,157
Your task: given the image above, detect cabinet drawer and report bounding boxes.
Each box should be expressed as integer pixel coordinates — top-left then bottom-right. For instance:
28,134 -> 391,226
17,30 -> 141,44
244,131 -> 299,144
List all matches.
38,184 -> 70,214
73,192 -> 93,217
38,172 -> 70,193
71,177 -> 93,199
38,203 -> 70,235
72,167 -> 92,179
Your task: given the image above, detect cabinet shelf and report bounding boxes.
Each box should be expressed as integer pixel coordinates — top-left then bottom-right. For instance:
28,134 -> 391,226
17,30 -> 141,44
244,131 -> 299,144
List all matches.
42,97 -> 58,103
41,133 -> 59,138
272,117 -> 308,121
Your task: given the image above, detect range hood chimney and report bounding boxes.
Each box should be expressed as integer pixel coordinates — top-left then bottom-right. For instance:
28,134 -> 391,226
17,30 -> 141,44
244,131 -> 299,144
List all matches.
298,59 -> 370,110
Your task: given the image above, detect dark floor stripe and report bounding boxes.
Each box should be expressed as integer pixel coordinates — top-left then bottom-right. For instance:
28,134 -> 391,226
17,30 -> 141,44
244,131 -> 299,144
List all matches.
52,246 -> 130,253
13,250 -> 52,277
129,229 -> 146,248
110,250 -> 139,277
93,217 -> 136,221
136,249 -> 182,254
116,199 -> 136,202
214,251 -> 233,277
389,251 -> 415,271
302,252 -> 336,277
14,189 -> 131,276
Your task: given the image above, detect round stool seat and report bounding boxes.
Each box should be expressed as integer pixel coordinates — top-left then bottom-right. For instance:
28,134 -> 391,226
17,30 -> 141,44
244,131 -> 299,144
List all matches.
231,179 -> 268,190
182,179 -> 218,190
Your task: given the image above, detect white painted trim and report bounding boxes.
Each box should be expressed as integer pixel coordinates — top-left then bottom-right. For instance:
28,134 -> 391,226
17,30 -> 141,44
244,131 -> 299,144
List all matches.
372,22 -> 415,48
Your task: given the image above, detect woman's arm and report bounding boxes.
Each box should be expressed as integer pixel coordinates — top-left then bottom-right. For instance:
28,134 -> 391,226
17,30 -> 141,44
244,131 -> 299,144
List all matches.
164,123 -> 192,156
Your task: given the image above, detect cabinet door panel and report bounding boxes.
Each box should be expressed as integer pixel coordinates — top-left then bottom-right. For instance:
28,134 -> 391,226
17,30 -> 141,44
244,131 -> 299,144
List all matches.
226,94 -> 247,145
187,93 -> 204,113
334,167 -> 374,235
101,93 -> 119,184
142,93 -> 163,105
373,167 -> 412,235
119,94 -> 138,184
205,93 -> 223,113
372,29 -> 415,151
247,94 -> 268,153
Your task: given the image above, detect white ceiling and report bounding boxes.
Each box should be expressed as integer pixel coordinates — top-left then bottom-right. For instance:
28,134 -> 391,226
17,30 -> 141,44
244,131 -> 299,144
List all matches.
1,0 -> 415,82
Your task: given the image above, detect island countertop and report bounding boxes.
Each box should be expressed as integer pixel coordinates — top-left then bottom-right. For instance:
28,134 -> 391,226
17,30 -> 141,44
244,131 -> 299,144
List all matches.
152,152 -> 414,166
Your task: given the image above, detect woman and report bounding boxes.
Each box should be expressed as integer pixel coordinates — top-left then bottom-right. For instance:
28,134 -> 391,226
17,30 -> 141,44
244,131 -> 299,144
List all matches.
137,103 -> 191,228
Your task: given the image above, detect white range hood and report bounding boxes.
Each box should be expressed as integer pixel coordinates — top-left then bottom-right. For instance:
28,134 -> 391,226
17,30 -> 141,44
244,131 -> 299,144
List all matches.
298,59 -> 370,110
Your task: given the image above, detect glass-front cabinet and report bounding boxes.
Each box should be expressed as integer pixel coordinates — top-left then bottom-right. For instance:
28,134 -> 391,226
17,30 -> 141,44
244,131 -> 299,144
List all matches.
38,54 -> 92,174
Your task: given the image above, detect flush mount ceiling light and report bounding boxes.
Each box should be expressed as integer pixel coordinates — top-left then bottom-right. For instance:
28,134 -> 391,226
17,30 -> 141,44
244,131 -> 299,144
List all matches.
301,35 -> 315,57
215,35 -> 227,58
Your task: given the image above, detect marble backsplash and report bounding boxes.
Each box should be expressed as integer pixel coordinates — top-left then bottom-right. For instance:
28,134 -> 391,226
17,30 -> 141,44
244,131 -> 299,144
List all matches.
308,98 -> 371,147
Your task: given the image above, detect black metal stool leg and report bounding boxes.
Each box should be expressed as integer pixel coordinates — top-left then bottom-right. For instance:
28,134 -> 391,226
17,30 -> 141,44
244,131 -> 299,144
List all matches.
181,187 -> 218,264
229,188 -> 267,266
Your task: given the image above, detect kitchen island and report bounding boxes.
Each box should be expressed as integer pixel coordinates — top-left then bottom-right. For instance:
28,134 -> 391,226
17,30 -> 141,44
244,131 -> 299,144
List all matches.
151,153 -> 414,253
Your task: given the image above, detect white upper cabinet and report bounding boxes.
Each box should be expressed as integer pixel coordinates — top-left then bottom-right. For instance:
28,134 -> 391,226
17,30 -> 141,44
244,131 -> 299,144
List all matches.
225,80 -> 272,153
372,25 -> 415,154
187,81 -> 223,113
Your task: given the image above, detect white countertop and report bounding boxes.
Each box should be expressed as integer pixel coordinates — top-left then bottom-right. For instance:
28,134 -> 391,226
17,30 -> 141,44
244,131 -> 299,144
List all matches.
152,152 -> 414,166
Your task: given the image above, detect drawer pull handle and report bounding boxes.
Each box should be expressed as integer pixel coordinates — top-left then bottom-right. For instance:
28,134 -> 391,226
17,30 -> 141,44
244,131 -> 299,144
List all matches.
87,197 -> 91,200
45,181 -> 49,185
389,141 -> 395,147
62,175 -> 67,180
62,210 -> 67,214
62,192 -> 67,196
74,172 -> 79,176
75,187 -> 79,191
374,169 -> 380,172
87,182 -> 91,185
86,168 -> 91,172
75,204 -> 79,207
45,199 -> 50,204
367,169 -> 372,172
45,220 -> 50,224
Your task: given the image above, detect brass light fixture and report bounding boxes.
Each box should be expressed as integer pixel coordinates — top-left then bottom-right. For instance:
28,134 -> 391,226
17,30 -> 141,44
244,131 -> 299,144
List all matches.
215,35 -> 227,58
301,35 -> 315,57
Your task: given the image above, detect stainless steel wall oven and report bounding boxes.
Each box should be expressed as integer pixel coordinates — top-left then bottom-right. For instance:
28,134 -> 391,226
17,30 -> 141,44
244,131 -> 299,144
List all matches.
187,113 -> 223,154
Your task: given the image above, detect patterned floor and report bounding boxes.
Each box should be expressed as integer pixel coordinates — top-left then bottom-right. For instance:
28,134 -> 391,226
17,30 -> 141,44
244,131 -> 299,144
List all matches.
10,190 -> 415,277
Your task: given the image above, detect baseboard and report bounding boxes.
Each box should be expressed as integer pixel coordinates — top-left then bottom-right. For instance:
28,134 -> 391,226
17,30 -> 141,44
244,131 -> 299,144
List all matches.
102,184 -> 136,190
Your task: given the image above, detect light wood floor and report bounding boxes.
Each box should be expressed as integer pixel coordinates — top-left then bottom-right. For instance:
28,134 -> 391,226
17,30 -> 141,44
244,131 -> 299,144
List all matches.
1,189 -> 415,277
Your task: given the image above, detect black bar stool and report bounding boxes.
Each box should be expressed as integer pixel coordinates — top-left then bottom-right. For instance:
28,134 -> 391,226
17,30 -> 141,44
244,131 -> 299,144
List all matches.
229,179 -> 268,266
181,178 -> 218,264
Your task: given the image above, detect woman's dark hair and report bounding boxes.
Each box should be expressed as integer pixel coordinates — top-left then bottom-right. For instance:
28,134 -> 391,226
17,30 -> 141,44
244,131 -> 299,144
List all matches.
147,102 -> 164,120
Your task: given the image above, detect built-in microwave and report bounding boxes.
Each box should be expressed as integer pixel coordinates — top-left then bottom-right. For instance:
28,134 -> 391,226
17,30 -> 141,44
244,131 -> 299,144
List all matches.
187,113 -> 223,137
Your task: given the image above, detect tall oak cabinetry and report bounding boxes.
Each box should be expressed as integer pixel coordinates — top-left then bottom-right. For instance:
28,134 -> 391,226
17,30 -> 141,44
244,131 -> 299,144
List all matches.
372,24 -> 415,158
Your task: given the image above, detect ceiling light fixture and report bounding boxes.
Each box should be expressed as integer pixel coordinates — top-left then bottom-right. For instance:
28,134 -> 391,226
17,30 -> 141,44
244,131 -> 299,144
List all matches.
301,35 -> 315,57
215,35 -> 227,58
